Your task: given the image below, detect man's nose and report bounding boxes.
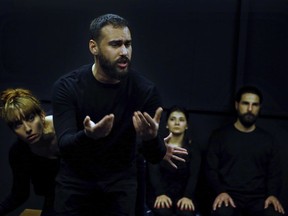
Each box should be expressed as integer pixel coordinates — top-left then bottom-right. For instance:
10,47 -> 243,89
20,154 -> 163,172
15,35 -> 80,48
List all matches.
120,45 -> 128,56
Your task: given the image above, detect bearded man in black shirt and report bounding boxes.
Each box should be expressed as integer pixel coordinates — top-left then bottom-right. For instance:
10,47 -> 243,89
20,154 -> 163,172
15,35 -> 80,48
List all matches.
206,86 -> 285,216
52,14 -> 187,216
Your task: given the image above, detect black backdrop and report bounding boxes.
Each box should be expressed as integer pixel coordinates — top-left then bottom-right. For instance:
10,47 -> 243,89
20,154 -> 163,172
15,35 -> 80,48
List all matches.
0,0 -> 288,215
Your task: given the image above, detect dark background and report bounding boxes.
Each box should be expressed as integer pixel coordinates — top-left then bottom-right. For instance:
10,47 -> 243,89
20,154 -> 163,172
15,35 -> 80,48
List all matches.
0,0 -> 288,215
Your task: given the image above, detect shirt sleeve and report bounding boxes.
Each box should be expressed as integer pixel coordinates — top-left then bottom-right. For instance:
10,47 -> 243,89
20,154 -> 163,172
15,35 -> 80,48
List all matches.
183,145 -> 201,199
147,162 -> 166,196
52,77 -> 92,155
138,85 -> 166,163
267,138 -> 282,196
205,130 -> 226,195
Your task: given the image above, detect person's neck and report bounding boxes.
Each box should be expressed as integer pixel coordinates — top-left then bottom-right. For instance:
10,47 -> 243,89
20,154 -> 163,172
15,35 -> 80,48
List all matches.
168,133 -> 185,146
92,63 -> 120,84
234,120 -> 256,133
29,120 -> 59,159
29,135 -> 58,159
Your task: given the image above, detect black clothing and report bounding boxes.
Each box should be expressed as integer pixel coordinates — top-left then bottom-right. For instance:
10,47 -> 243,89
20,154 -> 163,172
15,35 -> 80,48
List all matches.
54,168 -> 137,216
52,64 -> 166,215
211,196 -> 282,216
146,138 -> 201,216
206,124 -> 281,216
0,140 -> 59,216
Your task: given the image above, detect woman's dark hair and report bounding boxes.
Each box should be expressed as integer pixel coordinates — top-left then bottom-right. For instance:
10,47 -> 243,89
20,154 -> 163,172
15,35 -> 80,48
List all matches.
166,105 -> 189,122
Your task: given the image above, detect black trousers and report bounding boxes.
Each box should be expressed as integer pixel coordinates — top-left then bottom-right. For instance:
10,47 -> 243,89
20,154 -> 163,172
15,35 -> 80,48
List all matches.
153,207 -> 196,216
54,174 -> 137,216
211,193 -> 283,216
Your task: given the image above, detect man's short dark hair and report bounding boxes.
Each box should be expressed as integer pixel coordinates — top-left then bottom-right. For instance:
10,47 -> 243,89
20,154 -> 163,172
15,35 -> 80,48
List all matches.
235,85 -> 263,104
89,14 -> 129,42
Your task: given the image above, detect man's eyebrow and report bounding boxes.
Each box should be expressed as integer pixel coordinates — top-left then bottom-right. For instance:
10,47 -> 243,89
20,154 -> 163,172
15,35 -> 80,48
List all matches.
241,100 -> 260,105
108,40 -> 132,47
109,40 -> 121,43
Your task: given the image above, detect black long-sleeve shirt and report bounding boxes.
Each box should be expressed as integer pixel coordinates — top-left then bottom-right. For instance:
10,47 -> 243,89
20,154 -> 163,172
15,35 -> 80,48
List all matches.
0,140 -> 59,215
52,64 -> 166,182
206,124 -> 281,197
147,138 -> 201,201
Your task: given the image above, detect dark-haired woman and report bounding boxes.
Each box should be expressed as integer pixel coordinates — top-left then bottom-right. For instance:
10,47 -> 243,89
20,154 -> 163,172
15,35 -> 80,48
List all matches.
146,106 -> 201,216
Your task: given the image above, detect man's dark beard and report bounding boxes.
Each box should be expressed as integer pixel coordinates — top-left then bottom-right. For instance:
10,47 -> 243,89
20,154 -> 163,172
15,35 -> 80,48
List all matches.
238,112 -> 258,128
98,53 -> 130,80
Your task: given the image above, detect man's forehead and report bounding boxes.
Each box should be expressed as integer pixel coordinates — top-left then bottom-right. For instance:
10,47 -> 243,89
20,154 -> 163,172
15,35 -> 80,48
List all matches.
241,93 -> 260,102
100,25 -> 131,40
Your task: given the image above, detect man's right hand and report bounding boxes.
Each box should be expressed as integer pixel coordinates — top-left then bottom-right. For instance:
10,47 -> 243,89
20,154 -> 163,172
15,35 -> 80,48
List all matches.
213,192 -> 236,210
83,114 -> 114,140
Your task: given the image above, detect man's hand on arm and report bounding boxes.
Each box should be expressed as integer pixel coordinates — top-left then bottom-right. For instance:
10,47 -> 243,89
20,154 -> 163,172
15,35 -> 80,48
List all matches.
213,192 -> 236,211
83,114 -> 114,140
264,195 -> 285,214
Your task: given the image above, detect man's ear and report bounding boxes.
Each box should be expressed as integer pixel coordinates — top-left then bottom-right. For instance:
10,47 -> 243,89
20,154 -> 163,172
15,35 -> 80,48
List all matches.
89,39 -> 98,55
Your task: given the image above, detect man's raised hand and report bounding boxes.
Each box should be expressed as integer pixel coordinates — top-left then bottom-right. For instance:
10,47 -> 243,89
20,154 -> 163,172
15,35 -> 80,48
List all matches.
83,114 -> 114,140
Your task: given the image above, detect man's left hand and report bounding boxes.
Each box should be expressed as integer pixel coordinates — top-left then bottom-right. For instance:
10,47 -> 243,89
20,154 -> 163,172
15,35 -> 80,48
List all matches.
132,107 -> 163,141
132,107 -> 188,168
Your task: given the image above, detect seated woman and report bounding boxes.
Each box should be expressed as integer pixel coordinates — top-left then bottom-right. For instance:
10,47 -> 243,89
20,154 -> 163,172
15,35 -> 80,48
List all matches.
0,88 -> 59,216
146,106 -> 201,216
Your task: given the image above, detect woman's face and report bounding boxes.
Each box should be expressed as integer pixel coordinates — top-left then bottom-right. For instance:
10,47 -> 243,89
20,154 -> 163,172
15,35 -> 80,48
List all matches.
166,111 -> 188,135
12,111 -> 45,144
